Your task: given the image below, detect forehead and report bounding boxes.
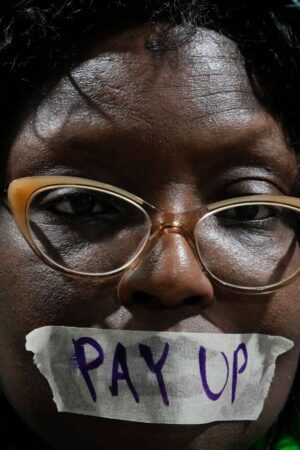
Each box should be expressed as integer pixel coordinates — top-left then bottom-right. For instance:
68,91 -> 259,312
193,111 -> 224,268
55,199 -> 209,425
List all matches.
28,26 -> 260,136
8,25 -> 296,194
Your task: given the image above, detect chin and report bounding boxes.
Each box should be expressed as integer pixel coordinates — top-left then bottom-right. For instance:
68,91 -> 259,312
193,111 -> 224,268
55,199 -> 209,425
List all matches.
27,412 -> 266,450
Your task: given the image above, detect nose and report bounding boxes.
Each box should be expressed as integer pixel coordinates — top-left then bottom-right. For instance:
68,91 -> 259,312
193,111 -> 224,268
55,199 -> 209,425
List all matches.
117,232 -> 214,308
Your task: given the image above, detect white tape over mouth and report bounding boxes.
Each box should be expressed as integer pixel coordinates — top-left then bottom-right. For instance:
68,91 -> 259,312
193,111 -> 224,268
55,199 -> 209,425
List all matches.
25,326 -> 293,424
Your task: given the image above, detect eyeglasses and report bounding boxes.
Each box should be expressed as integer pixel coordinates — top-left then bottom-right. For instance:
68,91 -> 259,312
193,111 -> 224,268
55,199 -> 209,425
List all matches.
3,175 -> 300,294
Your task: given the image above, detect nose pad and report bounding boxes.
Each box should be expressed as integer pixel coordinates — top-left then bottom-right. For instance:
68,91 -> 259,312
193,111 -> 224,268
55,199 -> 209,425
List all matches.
117,232 -> 214,308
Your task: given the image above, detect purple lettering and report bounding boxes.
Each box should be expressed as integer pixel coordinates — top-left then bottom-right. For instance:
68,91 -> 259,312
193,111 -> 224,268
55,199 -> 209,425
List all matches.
72,337 -> 104,402
231,343 -> 248,404
199,346 -> 229,401
109,343 -> 139,403
139,342 -> 170,406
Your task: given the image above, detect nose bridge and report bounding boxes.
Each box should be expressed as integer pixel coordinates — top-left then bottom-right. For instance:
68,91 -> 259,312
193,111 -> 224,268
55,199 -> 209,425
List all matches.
117,212 -> 215,308
160,221 -> 186,234
142,181 -> 208,238
150,207 -> 202,243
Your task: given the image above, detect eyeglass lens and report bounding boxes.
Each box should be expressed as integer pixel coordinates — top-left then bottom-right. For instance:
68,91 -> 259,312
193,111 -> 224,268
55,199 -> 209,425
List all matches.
28,186 -> 300,287
28,187 -> 150,274
195,203 -> 300,288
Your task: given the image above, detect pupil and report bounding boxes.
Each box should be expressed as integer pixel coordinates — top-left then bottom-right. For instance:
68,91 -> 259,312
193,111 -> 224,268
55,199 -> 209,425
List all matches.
69,195 -> 95,215
236,205 -> 259,220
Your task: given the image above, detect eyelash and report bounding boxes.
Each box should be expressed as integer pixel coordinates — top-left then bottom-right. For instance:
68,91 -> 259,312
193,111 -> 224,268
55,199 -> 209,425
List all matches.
41,192 -> 123,219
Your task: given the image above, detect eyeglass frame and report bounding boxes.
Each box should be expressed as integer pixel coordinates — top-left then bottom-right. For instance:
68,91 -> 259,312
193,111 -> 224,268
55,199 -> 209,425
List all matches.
2,175 -> 300,295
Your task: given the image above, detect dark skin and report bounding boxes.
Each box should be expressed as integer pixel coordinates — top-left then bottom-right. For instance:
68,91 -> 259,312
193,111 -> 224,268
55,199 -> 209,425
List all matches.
0,24 -> 300,450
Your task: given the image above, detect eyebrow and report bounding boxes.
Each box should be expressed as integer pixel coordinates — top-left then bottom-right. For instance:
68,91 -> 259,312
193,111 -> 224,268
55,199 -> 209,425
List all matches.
21,117 -> 296,190
43,120 -> 284,152
43,120 -> 293,161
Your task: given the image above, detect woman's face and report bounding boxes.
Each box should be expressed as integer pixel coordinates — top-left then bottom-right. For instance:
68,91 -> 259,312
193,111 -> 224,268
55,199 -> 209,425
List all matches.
1,24 -> 300,450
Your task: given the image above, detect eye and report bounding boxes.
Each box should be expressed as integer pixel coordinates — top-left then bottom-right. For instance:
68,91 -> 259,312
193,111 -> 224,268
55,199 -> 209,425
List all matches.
49,193 -> 105,216
218,205 -> 276,221
40,190 -> 123,219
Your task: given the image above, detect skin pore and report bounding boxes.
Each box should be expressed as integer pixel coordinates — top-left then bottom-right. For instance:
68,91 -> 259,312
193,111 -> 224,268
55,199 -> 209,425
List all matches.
0,24 -> 300,450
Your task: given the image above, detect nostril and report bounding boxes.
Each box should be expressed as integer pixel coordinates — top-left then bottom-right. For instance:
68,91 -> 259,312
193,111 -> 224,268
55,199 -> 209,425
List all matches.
184,296 -> 202,305
131,291 -> 164,310
131,292 -> 202,308
132,291 -> 151,303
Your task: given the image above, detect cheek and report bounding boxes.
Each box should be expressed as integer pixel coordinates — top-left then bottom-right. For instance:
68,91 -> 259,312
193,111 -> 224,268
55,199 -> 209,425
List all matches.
208,284 -> 300,342
0,213 -> 119,414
